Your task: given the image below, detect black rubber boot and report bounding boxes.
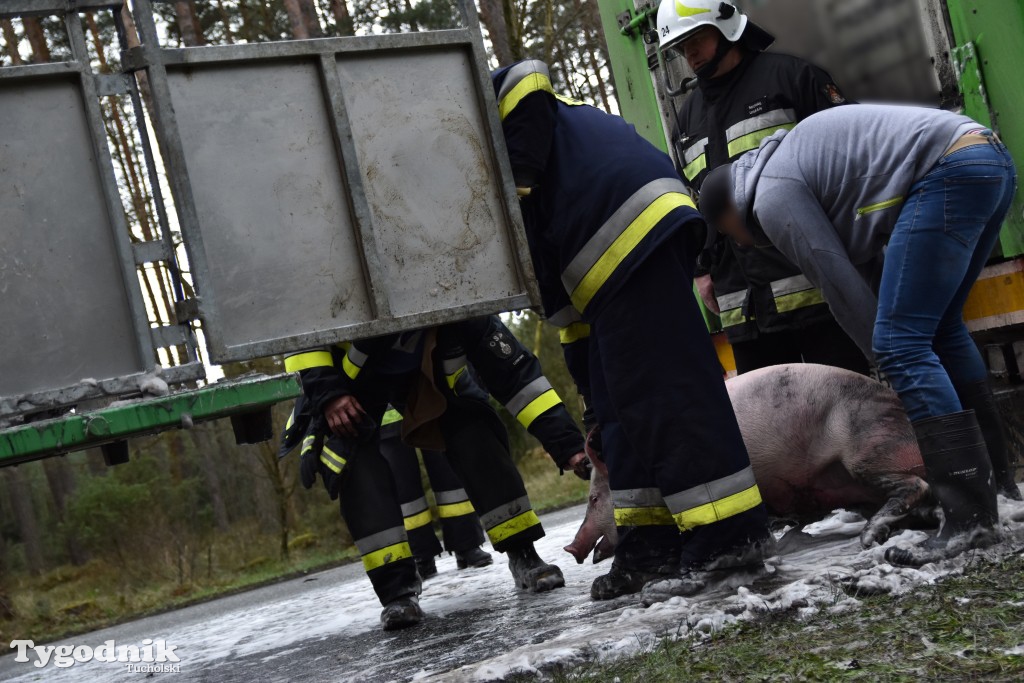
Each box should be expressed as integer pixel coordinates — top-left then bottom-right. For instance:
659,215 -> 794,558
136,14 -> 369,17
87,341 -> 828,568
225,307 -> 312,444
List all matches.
955,380 -> 1021,500
886,410 -> 1000,568
590,563 -> 676,601
506,544 -> 564,593
414,555 -> 438,581
380,595 -> 424,631
455,546 -> 493,569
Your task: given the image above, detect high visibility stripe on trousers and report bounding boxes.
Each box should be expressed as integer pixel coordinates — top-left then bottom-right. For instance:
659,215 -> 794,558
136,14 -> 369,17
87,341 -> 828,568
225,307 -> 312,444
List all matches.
435,488 -> 476,519
355,526 -> 413,572
611,488 -> 675,527
663,466 -> 763,531
479,495 -> 541,545
505,377 -> 562,428
401,497 -> 433,531
561,177 -> 696,312
497,60 -> 554,120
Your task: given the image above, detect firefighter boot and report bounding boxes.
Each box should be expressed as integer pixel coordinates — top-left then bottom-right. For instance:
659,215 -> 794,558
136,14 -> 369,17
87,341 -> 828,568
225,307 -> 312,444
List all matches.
415,554 -> 438,581
455,546 -> 493,569
380,595 -> 424,631
955,380 -> 1022,500
641,507 -> 775,606
887,411 -> 1001,568
506,543 -> 564,592
590,563 -> 676,601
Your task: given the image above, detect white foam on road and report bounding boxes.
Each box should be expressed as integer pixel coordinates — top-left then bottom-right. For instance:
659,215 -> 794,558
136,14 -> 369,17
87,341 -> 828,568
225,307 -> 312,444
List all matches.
4,492 -> 1024,682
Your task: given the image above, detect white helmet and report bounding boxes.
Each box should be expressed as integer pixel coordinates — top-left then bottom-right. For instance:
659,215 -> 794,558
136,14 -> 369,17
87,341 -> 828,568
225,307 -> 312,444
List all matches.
657,0 -> 747,51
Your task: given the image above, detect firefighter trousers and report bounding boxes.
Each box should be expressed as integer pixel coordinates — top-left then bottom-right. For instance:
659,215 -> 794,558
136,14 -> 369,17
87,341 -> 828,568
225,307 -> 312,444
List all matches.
587,233 -> 770,571
378,422 -> 485,558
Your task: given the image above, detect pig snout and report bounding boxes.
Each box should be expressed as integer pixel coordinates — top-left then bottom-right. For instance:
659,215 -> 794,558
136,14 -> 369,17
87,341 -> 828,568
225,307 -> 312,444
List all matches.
564,455 -> 617,564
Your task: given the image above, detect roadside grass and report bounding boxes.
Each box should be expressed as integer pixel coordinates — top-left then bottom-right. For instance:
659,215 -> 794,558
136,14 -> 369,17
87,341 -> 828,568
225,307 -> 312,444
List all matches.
0,447 -> 585,652
522,553 -> 1024,682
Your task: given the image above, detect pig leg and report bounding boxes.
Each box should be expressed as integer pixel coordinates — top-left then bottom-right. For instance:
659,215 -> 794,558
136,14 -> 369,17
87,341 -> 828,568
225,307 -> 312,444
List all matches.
857,473 -> 930,547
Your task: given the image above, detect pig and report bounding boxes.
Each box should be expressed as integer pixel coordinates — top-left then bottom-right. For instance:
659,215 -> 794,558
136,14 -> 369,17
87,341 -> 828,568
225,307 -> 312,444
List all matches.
564,364 -> 928,563
563,448 -> 618,563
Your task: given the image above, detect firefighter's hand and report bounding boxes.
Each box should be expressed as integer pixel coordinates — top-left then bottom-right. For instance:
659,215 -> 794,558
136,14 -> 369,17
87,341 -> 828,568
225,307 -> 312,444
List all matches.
695,274 -> 720,314
567,451 -> 591,481
324,395 -> 365,438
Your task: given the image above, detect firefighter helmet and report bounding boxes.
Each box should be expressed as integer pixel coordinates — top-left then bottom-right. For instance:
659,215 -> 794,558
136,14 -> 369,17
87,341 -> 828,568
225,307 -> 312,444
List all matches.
657,0 -> 747,51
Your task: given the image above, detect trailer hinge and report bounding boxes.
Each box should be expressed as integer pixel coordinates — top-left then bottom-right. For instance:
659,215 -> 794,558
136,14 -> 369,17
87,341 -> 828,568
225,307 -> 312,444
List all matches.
619,3 -> 658,38
121,45 -> 149,72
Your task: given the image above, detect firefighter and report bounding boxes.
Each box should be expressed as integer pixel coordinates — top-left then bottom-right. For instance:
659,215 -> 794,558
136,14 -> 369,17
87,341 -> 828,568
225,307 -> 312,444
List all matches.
697,104 -> 1018,566
492,60 -> 773,602
377,407 -> 492,578
657,0 -> 869,376
281,315 -> 585,630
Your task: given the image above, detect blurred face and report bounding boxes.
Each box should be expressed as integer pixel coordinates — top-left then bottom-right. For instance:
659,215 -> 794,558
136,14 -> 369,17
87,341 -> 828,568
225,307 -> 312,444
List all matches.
679,26 -> 720,74
715,204 -> 754,248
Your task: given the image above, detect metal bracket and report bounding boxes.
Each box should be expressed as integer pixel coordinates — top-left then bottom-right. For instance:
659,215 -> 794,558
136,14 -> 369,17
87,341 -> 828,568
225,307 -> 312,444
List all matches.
122,45 -> 149,72
174,298 -> 200,323
94,72 -> 129,97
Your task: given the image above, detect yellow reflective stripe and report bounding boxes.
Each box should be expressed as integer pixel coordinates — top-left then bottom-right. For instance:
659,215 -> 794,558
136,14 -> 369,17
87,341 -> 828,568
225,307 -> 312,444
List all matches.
486,509 -> 542,544
673,485 -> 763,531
570,192 -> 697,311
720,308 -> 750,328
438,501 -> 476,519
516,389 -> 561,428
683,152 -> 706,181
446,366 -> 467,390
284,350 -> 334,372
319,445 -> 346,474
300,435 -> 315,455
381,408 -> 403,426
675,2 -> 711,17
558,322 -> 591,344
403,509 -> 433,531
856,196 -> 904,217
774,288 -> 826,314
614,506 -> 675,527
285,411 -> 294,431
341,354 -> 362,381
499,73 -> 554,120
726,122 -> 795,157
361,542 -> 413,571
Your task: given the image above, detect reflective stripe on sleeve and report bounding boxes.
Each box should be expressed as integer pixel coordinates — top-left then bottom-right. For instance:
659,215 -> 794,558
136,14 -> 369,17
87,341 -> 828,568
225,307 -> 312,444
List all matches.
442,355 -> 468,390
498,60 -> 554,120
381,408 -> 403,426
547,305 -> 582,328
301,435 -> 316,455
341,346 -> 367,381
725,109 -> 796,157
770,274 -> 826,313
561,178 -> 695,312
681,137 -> 708,181
506,377 -> 561,428
284,350 -> 334,372
663,466 -> 763,531
319,445 -> 346,474
558,322 -> 591,344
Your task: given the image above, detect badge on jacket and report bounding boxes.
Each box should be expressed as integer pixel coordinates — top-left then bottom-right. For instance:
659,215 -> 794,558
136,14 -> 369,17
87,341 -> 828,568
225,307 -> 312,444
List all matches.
488,331 -> 514,359
824,83 -> 846,105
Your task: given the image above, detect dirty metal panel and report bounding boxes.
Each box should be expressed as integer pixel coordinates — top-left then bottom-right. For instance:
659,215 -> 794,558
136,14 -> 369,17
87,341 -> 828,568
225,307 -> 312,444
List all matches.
164,60 -> 375,348
334,48 -> 523,319
0,76 -> 146,397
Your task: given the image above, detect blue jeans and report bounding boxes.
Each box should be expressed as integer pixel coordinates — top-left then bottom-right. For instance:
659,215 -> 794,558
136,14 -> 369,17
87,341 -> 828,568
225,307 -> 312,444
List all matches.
873,135 -> 1017,422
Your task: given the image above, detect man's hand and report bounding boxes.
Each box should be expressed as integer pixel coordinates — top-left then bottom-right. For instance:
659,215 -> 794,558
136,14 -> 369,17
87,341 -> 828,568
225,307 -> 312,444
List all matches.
566,452 -> 591,481
324,395 -> 365,438
695,274 -> 720,314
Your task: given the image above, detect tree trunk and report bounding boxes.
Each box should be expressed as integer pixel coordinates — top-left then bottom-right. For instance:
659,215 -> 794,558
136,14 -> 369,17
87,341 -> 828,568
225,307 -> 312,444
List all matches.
283,0 -> 310,39
197,436 -> 231,533
3,467 -> 45,575
22,17 -> 50,63
173,0 -> 206,46
1,19 -> 23,66
299,0 -> 324,38
329,0 -> 354,36
477,0 -> 512,65
501,0 -> 525,61
41,458 -> 88,566
256,442 -> 291,560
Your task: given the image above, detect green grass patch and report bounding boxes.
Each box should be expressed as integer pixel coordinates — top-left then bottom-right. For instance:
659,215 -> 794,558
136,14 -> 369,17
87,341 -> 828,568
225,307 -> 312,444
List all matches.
524,553 -> 1024,682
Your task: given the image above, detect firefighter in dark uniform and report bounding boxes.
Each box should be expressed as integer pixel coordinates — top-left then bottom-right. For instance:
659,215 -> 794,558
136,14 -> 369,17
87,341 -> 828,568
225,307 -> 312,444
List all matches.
657,0 -> 869,375
492,60 -> 773,602
280,315 -> 585,630
377,407 -> 493,578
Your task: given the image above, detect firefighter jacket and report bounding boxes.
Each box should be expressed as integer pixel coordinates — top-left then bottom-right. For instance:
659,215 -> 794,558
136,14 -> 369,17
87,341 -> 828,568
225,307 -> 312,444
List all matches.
673,50 -> 848,342
281,316 -> 584,468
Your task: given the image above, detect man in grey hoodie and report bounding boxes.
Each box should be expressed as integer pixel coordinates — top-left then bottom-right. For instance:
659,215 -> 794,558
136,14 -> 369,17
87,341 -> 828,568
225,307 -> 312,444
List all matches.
698,104 -> 1019,566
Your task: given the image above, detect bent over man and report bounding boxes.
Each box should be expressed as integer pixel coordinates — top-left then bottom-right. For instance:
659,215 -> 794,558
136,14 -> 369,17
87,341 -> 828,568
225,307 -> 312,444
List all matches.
282,315 -> 584,629
492,60 -> 773,602
700,104 -> 1019,566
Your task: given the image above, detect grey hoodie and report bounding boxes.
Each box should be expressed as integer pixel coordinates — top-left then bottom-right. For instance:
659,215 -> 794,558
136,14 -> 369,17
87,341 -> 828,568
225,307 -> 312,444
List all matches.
732,104 -> 978,359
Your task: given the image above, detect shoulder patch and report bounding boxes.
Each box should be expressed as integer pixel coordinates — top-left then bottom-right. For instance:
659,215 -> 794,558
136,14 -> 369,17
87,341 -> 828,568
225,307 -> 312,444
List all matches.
824,83 -> 846,105
487,331 -> 515,359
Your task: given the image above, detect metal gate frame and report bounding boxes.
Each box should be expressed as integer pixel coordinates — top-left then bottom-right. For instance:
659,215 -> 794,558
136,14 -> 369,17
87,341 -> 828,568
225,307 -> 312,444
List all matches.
0,0 -> 204,418
126,0 -> 540,364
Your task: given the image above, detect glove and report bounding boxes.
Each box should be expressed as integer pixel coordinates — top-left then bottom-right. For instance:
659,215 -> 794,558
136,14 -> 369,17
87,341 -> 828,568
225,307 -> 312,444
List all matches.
584,425 -> 602,462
